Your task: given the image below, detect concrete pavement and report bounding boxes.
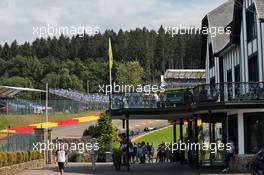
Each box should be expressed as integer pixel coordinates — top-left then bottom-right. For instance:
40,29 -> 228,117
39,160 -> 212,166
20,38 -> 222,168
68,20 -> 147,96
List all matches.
18,162 -> 198,175
18,162 -> 250,175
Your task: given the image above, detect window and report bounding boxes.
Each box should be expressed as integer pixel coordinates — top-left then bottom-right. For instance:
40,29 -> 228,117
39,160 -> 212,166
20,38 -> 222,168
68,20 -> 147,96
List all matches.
246,5 -> 257,42
248,55 -> 259,82
235,66 -> 240,82
209,43 -> 214,68
245,113 -> 264,154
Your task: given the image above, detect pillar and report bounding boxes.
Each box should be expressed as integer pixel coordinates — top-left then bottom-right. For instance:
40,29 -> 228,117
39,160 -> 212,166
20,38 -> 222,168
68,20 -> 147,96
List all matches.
125,114 -> 130,171
179,118 -> 184,164
172,120 -> 177,162
237,112 -> 245,154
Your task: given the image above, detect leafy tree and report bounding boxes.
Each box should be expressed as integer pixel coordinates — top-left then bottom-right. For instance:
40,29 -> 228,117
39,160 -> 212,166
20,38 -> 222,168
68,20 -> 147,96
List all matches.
82,112 -> 119,162
0,76 -> 32,87
116,61 -> 144,86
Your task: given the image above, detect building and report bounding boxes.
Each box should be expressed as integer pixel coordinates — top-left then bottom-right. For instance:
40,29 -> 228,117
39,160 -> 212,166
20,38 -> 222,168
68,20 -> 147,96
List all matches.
109,0 -> 264,171
202,0 -> 264,154
161,69 -> 206,88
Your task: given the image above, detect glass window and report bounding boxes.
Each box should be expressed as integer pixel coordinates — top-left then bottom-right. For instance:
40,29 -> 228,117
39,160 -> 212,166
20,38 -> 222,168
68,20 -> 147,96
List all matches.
245,113 -> 264,154
246,5 -> 257,42
248,55 -> 259,82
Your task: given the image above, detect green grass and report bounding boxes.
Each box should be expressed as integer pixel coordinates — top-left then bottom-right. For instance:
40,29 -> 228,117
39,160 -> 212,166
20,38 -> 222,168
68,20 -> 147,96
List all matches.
0,111 -> 101,130
133,125 -> 181,147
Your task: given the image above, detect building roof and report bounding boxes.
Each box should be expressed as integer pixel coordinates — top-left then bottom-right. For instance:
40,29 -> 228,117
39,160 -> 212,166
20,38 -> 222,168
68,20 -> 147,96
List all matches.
255,0 -> 264,19
164,69 -> 206,79
0,86 -> 45,97
206,0 -> 234,54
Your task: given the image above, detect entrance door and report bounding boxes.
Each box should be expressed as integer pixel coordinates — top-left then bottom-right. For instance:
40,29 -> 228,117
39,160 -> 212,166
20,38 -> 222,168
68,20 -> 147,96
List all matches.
198,117 -> 226,166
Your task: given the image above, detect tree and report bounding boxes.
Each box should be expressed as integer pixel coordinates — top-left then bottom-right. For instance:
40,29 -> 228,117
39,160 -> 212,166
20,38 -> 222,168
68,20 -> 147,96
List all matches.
0,76 -> 32,87
83,112 -> 119,162
116,61 -> 144,86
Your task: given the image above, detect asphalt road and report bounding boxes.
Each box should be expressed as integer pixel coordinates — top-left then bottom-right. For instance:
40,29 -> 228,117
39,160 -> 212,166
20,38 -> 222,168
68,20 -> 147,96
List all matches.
51,119 -> 168,139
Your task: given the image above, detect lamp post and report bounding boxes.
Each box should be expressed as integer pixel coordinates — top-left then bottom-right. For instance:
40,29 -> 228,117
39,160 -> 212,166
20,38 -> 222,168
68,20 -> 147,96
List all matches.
45,83 -> 49,164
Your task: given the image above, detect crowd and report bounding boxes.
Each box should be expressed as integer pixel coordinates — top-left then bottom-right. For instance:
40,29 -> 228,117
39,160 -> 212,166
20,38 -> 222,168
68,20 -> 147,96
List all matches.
119,138 -> 172,165
50,89 -> 109,103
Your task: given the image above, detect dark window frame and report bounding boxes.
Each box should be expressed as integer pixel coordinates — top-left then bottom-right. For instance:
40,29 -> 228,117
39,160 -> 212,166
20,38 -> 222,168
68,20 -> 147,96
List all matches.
246,5 -> 257,42
248,54 -> 259,82
209,43 -> 215,68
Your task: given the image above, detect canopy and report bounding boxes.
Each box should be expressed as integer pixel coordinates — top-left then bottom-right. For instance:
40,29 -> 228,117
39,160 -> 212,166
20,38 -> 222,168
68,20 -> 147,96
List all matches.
164,69 -> 206,79
0,86 -> 45,97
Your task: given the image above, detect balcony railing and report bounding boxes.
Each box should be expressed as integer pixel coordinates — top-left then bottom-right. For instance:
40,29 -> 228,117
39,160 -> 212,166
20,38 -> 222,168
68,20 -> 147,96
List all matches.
110,82 -> 264,110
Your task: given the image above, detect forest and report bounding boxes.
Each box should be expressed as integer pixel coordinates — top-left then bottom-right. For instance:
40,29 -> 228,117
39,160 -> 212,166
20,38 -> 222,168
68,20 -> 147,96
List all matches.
0,26 -> 202,93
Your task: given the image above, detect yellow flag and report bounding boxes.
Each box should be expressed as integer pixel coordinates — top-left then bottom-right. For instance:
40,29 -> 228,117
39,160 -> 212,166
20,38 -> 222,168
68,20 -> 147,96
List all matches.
108,38 -> 113,69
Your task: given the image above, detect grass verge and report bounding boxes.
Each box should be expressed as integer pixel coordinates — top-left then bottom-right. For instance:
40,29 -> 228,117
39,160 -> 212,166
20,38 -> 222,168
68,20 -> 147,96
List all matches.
132,125 -> 181,147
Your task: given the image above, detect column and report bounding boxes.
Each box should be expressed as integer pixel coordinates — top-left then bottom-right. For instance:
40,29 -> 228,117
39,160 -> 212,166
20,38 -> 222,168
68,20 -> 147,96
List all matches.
237,112 -> 245,154
125,114 -> 130,171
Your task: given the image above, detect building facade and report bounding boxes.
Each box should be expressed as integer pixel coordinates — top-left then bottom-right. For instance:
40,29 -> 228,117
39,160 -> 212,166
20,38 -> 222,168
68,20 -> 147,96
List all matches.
202,0 -> 264,154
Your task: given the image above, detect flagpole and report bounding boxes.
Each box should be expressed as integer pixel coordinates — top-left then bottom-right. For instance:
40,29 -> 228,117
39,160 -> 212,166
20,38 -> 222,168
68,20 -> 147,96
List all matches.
109,62 -> 112,109
109,38 -> 113,109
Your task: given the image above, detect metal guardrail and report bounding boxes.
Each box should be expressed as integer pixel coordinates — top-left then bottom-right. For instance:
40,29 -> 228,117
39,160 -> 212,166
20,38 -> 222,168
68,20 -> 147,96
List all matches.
0,132 -> 36,152
110,82 -> 264,110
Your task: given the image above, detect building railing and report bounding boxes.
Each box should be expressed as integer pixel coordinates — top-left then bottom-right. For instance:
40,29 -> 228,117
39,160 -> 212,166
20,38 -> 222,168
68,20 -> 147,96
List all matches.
110,82 -> 264,110
193,82 -> 264,104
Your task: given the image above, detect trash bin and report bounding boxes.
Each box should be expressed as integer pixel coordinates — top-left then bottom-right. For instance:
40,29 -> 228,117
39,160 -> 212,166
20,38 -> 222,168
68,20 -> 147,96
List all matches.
105,152 -> 112,162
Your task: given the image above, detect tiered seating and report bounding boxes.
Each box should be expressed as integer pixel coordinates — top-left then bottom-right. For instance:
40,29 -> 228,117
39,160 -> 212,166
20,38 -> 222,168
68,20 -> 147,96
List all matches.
49,88 -> 109,103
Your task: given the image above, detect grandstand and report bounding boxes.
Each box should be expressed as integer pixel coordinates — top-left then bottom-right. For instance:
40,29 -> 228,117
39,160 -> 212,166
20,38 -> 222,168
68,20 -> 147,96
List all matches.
49,88 -> 109,111
0,86 -> 109,115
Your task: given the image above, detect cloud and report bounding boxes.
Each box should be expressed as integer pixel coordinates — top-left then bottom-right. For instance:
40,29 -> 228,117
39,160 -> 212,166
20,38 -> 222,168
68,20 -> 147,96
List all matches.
0,0 -> 226,44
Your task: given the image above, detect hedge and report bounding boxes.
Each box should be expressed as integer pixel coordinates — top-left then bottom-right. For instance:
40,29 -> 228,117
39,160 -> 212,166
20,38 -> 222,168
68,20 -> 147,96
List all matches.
0,151 -> 43,168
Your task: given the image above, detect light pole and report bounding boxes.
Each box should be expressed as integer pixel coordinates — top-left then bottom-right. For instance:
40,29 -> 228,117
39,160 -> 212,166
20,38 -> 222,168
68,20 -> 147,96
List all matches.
45,83 -> 49,164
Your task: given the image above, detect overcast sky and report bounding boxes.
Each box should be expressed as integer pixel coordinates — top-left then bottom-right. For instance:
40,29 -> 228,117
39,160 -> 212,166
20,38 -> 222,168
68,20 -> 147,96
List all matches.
0,0 -> 227,44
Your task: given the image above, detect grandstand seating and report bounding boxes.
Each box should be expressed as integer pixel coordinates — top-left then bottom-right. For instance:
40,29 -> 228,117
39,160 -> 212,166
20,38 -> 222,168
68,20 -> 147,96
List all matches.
49,88 -> 109,104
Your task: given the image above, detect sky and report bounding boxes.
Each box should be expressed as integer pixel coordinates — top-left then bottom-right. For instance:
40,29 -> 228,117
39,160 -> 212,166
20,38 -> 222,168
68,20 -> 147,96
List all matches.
0,0 -> 227,44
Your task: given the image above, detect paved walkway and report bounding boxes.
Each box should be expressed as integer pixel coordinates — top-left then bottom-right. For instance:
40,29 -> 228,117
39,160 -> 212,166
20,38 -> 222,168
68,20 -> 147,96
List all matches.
18,162 -> 250,175
18,162 -> 197,175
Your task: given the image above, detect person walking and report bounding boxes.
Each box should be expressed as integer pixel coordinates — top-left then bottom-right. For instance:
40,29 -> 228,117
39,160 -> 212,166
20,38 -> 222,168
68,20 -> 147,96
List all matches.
55,144 -> 68,175
90,138 -> 98,172
154,93 -> 161,108
222,140 -> 235,173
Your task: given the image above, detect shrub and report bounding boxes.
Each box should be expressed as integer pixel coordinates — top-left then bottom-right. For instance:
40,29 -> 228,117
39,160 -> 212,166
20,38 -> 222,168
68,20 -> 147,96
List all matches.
7,152 -> 16,166
0,150 -> 42,167
16,151 -> 23,164
1,152 -> 8,167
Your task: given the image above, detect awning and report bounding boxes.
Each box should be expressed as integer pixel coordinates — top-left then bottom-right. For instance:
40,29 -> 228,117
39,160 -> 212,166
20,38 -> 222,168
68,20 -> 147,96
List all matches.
164,69 -> 206,79
0,86 -> 45,97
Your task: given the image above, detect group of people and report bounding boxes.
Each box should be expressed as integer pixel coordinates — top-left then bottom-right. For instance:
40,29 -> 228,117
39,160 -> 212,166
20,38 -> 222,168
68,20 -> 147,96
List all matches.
120,139 -> 154,164
119,139 -> 173,165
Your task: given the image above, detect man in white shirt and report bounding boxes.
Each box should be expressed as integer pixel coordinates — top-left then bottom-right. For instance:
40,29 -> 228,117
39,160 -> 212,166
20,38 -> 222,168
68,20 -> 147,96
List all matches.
55,144 -> 68,175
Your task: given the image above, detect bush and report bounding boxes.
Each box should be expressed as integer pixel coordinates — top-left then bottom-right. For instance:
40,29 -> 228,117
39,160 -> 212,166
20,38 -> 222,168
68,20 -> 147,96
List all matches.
0,150 -> 42,168
7,152 -> 16,166
16,152 -> 23,164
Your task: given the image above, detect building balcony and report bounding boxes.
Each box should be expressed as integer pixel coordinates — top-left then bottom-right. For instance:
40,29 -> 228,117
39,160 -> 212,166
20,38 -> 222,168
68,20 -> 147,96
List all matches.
109,82 -> 264,111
